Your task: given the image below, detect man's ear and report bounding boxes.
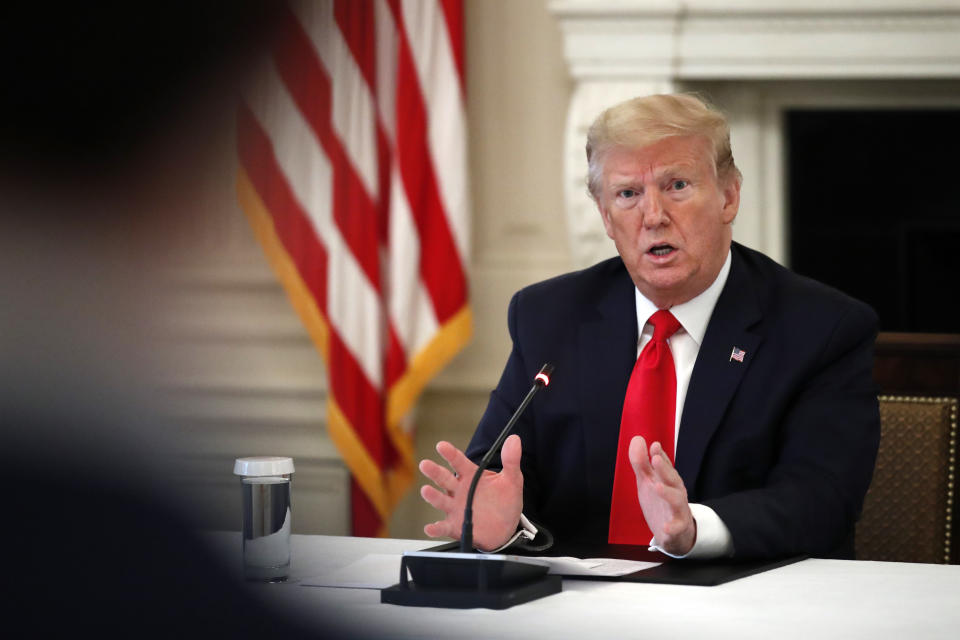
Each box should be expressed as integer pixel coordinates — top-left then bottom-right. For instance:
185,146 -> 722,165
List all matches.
720,175 -> 741,225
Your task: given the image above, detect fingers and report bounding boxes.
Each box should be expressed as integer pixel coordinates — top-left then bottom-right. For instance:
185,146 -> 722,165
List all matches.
646,443 -> 689,512
435,440 -> 477,479
418,441 -> 473,538
419,458 -> 459,494
629,436 -> 654,480
424,519 -> 457,539
629,438 -> 681,484
418,440 -> 473,499
648,441 -> 684,489
419,483 -> 456,512
630,437 -> 687,505
501,434 -> 522,467
420,476 -> 463,538
500,434 -> 523,482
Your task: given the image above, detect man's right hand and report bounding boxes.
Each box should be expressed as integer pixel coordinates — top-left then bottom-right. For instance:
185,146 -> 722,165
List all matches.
418,434 -> 524,551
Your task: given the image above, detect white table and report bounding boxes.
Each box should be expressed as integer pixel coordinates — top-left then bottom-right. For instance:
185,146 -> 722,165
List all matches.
212,534 -> 960,639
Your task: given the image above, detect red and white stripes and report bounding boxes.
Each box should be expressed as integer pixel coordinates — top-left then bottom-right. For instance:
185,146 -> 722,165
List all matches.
237,0 -> 470,536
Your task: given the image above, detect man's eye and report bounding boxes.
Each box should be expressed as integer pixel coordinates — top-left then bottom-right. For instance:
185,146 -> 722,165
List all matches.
617,189 -> 638,198
671,180 -> 689,190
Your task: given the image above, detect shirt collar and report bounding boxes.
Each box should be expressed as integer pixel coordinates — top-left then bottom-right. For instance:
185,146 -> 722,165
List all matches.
634,248 -> 732,347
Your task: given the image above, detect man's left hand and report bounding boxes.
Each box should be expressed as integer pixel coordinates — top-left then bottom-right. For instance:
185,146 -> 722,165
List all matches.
629,435 -> 697,556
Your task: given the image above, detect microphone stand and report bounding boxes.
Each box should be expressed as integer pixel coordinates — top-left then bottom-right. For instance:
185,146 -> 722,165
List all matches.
381,364 -> 562,610
460,363 -> 552,552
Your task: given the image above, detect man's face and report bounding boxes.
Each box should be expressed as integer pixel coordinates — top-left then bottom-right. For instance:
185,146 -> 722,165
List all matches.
597,135 -> 740,309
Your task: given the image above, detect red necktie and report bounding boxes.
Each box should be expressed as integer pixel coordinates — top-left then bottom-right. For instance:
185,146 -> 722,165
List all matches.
608,309 -> 681,545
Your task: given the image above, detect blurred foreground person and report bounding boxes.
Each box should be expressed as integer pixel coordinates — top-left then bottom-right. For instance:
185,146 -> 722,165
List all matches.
0,4 -> 345,637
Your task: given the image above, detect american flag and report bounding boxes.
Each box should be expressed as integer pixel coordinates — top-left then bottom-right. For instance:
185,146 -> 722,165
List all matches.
730,347 -> 746,363
236,0 -> 470,537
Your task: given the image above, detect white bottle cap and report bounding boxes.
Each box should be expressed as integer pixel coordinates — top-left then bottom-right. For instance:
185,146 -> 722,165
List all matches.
234,456 -> 295,477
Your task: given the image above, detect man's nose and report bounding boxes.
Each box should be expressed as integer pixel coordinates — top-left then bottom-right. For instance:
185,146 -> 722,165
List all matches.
640,190 -> 667,227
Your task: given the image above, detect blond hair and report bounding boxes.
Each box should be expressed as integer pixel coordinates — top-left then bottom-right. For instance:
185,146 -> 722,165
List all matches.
585,93 -> 741,200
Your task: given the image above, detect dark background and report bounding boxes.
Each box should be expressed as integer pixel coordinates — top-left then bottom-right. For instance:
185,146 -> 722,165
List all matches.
787,109 -> 960,334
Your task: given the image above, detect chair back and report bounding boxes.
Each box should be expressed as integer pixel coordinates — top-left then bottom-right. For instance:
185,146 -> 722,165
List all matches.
855,395 -> 957,563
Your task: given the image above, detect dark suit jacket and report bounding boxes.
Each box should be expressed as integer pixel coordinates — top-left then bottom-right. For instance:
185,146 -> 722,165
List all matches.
466,242 -> 880,559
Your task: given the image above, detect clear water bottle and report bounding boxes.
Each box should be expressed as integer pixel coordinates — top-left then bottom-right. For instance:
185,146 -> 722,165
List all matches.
233,456 -> 295,582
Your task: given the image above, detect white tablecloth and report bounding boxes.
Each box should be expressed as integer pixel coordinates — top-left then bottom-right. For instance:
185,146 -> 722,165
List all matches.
209,533 -> 960,639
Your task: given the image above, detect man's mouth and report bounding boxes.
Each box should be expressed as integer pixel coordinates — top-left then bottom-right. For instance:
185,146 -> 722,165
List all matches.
648,244 -> 676,257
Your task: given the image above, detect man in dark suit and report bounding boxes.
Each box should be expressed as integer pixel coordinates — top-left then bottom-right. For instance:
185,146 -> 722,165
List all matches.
418,94 -> 880,560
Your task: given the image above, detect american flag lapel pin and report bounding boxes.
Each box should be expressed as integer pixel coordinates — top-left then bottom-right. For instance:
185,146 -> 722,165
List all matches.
729,346 -> 746,363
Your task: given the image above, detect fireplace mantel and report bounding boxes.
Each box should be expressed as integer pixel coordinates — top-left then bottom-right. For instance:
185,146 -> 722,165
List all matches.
551,0 -> 960,80
548,0 -> 960,267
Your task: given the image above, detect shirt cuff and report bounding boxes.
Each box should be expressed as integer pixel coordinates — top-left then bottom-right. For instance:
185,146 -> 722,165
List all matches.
648,503 -> 734,559
482,514 -> 538,553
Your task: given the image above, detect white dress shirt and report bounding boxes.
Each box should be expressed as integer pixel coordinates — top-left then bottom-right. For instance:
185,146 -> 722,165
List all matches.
636,250 -> 734,559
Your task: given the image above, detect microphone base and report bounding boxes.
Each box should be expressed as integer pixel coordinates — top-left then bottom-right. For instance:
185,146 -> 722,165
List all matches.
380,551 -> 562,609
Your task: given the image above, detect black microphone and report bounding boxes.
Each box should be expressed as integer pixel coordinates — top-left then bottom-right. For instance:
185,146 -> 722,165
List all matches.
460,362 -> 554,552
382,363 -> 561,609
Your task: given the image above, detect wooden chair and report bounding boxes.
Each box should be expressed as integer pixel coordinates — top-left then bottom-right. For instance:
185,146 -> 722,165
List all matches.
855,333 -> 960,564
855,396 -> 956,563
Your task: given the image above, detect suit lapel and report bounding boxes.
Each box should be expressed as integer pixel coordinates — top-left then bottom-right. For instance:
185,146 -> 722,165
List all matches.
675,246 -> 763,493
578,264 -> 637,504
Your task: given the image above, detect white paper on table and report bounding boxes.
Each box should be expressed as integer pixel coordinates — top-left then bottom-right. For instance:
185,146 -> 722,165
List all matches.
300,553 -> 661,589
544,556 -> 660,577
302,554 -> 402,589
